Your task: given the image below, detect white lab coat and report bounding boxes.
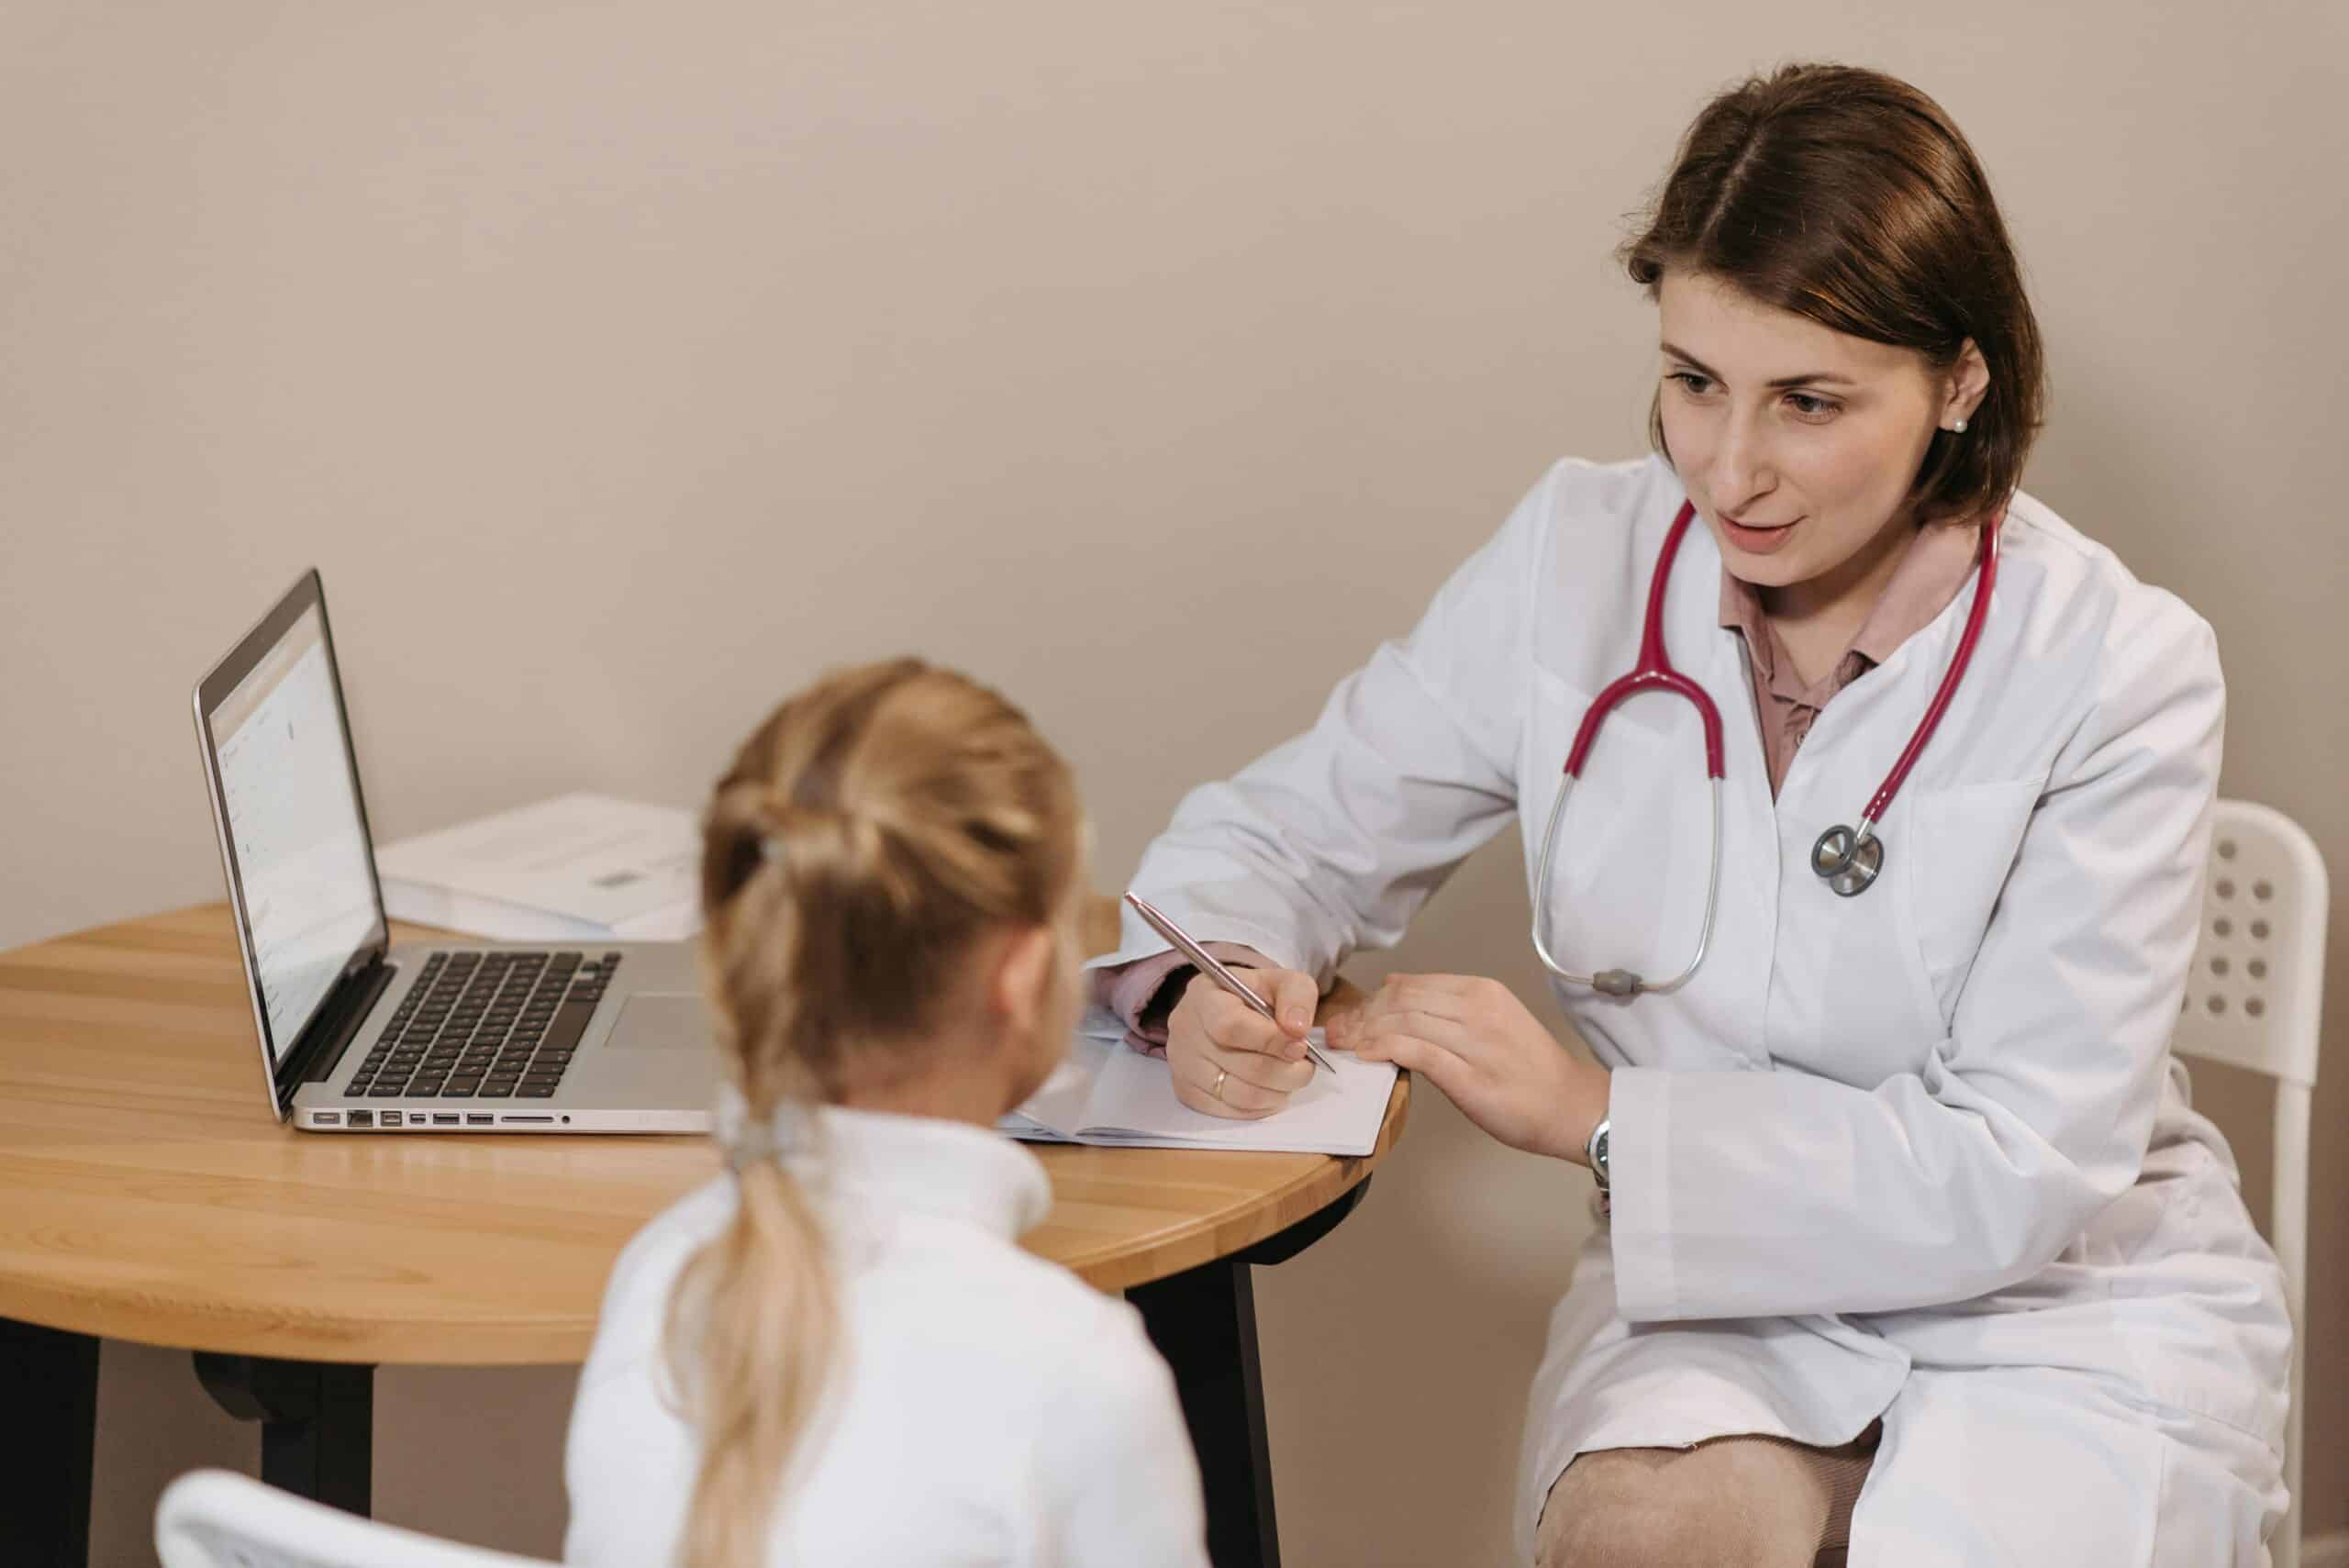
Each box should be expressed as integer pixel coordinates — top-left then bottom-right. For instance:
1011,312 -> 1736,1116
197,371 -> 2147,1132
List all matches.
1097,455 -> 2290,1565
564,1106 -> 1210,1568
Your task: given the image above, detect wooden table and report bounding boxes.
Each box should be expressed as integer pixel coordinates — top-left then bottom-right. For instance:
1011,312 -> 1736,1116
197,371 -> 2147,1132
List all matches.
0,902 -> 1406,1567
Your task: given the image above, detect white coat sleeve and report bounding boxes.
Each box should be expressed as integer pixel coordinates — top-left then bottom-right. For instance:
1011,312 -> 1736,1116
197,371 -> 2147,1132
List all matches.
1040,1304 -> 1211,1568
1097,467 -> 1553,984
1606,597 -> 2224,1321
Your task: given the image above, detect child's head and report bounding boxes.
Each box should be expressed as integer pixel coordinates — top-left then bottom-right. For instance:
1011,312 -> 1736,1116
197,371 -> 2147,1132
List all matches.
667,658 -> 1086,1568
697,655 -> 1088,1121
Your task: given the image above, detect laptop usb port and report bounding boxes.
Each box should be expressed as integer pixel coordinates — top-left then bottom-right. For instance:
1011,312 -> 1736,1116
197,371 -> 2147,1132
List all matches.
466,1114 -> 494,1126
432,1114 -> 459,1126
314,1111 -> 343,1126
381,1111 -> 403,1128
348,1110 -> 374,1128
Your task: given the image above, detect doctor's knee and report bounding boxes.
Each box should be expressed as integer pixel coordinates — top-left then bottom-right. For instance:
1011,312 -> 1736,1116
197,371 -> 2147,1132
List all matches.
1535,1444 -> 1829,1568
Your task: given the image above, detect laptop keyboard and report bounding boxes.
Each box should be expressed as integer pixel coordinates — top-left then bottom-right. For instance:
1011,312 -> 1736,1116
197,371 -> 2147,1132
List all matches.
344,951 -> 622,1102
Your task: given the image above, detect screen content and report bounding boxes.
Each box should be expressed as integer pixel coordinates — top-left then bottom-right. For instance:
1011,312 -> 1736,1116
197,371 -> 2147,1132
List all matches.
208,606 -> 379,1063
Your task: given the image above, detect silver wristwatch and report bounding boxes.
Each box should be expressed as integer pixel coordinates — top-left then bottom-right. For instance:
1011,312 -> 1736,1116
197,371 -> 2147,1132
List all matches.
1585,1118 -> 1610,1215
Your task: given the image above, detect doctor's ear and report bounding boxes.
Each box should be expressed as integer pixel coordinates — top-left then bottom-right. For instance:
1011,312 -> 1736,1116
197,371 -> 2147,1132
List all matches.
1941,339 -> 1991,431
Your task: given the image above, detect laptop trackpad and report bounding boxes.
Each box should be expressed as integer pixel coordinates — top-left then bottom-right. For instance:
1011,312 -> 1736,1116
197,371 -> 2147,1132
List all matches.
606,993 -> 717,1051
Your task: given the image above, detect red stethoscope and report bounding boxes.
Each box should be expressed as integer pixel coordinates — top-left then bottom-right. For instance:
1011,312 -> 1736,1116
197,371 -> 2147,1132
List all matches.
1531,499 -> 2001,997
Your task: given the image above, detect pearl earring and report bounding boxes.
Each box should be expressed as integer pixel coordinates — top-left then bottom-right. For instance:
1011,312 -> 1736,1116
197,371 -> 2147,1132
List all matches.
1950,417 -> 1968,434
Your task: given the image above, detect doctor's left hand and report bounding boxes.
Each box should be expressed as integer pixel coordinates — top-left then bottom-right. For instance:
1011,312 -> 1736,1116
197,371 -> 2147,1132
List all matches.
1327,973 -> 1609,1166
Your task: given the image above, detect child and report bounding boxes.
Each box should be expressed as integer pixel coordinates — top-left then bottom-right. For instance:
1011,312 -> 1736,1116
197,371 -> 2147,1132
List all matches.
564,659 -> 1209,1567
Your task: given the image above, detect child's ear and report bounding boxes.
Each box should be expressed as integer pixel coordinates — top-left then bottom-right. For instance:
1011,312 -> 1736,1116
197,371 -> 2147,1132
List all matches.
989,925 -> 1057,1039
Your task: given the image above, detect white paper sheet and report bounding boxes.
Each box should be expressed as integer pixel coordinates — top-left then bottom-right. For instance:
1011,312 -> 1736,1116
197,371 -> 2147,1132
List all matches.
376,793 -> 701,941
1002,1016 -> 1397,1156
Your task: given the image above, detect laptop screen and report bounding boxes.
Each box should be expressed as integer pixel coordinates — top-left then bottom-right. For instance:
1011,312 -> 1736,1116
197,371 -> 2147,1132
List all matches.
205,600 -> 382,1065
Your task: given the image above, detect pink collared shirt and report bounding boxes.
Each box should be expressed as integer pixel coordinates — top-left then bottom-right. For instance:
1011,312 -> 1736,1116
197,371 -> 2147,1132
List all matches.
1718,519 -> 1982,795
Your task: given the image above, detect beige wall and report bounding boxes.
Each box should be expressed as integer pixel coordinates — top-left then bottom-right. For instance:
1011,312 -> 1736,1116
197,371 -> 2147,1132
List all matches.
4,4 -> 2342,1562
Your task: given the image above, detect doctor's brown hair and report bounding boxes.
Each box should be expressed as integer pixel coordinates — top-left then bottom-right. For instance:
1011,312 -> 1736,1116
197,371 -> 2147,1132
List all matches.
1622,62 -> 2047,528
662,657 -> 1084,1568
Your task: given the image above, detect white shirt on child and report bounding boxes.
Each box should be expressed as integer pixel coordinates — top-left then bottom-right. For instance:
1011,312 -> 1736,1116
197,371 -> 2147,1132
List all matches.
563,1104 -> 1210,1567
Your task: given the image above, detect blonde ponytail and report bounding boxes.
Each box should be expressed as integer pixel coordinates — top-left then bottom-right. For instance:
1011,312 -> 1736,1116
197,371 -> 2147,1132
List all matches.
663,658 -> 1082,1567
667,1141 -> 837,1568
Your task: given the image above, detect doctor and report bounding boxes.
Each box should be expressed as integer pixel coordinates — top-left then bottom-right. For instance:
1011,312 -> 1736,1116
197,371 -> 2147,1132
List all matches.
1090,62 -> 2289,1567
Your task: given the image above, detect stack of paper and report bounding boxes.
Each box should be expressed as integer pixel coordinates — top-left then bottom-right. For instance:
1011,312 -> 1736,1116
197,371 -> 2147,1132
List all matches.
1003,1016 -> 1397,1156
376,793 -> 702,944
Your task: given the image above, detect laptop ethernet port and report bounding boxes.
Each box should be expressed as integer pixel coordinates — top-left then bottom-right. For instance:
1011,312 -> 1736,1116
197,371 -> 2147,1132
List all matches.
348,1110 -> 374,1128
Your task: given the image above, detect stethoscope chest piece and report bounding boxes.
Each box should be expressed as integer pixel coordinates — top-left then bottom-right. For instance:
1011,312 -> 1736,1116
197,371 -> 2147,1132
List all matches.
1531,499 -> 2001,987
1811,824 -> 1884,898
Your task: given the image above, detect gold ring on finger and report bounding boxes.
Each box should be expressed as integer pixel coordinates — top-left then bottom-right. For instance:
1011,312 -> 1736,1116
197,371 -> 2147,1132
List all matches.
1212,1066 -> 1229,1101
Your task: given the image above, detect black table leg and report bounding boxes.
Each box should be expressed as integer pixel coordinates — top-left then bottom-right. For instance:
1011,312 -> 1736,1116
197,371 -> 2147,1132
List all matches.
1128,1176 -> 1375,1568
1131,1254 -> 1278,1568
0,1317 -> 99,1568
193,1352 -> 373,1515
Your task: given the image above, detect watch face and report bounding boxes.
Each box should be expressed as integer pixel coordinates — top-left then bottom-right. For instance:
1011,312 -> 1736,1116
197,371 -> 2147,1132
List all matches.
1593,1126 -> 1609,1179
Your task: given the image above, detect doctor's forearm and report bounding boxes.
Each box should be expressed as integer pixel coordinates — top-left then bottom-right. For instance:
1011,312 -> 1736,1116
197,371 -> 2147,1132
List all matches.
1605,1065 -> 2123,1321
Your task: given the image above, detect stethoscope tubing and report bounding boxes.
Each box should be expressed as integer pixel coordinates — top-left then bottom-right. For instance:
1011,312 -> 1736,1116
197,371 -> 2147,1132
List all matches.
1533,770 -> 1723,997
1561,501 -> 1727,782
1532,497 -> 2001,991
1850,514 -> 2002,843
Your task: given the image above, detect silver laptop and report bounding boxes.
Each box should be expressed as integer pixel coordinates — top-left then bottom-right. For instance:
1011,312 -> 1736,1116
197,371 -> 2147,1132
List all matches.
194,568 -> 718,1134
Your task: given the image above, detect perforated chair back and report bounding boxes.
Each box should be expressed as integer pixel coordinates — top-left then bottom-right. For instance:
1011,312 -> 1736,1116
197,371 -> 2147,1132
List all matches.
156,1470 -> 559,1568
2171,798 -> 2327,1568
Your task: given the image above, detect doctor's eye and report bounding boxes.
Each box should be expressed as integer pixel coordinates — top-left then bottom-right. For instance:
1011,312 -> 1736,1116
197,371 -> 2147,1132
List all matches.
1784,392 -> 1842,420
1664,371 -> 1714,396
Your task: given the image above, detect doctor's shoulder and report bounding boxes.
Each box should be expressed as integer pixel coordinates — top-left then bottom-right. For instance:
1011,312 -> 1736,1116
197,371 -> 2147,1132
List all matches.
1511,452 -> 1687,551
1996,489 -> 2224,757
1471,453 -> 1688,617
1477,453 -> 1707,678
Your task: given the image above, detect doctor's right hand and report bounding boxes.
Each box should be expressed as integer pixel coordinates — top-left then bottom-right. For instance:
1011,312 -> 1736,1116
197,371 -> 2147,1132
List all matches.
1165,966 -> 1319,1119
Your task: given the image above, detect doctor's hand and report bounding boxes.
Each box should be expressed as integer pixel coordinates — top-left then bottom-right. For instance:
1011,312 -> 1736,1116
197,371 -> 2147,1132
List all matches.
1164,965 -> 1319,1120
1326,973 -> 1609,1165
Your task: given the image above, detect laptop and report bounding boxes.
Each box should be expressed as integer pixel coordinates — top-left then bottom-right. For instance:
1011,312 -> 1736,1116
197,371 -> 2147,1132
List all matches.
194,568 -> 719,1134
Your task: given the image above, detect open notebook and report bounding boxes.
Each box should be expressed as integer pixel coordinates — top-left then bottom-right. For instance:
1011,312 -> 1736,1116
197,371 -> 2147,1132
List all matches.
1001,1016 -> 1398,1156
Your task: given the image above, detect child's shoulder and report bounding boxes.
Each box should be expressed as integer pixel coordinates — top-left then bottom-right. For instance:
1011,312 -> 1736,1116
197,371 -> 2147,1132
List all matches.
589,1178 -> 739,1331
882,1215 -> 1174,1428
584,1175 -> 1163,1399
881,1205 -> 1147,1353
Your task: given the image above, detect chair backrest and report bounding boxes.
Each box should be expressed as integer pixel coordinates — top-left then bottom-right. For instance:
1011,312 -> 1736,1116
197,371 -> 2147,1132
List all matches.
2169,797 -> 2326,1568
2174,799 -> 2327,1091
156,1470 -> 559,1568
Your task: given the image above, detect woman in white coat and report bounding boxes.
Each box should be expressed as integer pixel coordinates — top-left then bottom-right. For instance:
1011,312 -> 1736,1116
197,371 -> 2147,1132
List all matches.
1089,63 -> 2289,1567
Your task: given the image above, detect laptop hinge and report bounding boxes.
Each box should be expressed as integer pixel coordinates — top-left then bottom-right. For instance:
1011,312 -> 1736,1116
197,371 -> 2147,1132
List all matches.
277,955 -> 397,1104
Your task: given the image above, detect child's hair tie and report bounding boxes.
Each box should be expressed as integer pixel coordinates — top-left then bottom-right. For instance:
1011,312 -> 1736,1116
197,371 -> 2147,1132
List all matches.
724,1122 -> 781,1171
714,1082 -> 808,1172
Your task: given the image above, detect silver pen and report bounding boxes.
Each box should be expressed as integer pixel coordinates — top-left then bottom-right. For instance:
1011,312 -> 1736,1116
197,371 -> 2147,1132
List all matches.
1122,892 -> 1335,1073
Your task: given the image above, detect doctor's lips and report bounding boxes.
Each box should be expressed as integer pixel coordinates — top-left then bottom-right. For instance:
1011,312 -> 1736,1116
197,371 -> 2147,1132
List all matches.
1720,510 -> 1801,554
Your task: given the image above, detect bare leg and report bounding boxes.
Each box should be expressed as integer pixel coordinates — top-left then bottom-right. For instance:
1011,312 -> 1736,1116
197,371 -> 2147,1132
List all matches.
1536,1428 -> 1876,1568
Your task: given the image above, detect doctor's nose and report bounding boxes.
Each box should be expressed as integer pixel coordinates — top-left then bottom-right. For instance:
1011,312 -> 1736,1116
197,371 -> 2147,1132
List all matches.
1710,413 -> 1778,512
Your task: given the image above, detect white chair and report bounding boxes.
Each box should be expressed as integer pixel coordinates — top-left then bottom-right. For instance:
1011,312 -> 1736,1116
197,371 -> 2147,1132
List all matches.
2170,798 -> 2328,1568
155,1470 -> 558,1568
